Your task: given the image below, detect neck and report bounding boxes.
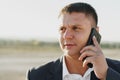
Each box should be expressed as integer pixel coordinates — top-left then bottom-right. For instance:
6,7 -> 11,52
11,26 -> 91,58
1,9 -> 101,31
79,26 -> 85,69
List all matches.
64,54 -> 88,76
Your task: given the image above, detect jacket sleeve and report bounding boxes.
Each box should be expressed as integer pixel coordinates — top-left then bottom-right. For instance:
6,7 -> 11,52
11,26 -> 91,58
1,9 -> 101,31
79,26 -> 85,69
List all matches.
106,58 -> 120,80
106,67 -> 120,80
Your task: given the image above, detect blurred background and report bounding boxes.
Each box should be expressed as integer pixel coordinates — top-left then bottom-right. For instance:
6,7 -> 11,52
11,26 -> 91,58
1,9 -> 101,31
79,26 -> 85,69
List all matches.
0,0 -> 120,80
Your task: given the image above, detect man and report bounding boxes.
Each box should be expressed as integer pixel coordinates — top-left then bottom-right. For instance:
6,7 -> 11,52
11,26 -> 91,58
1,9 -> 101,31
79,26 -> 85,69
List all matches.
27,2 -> 120,80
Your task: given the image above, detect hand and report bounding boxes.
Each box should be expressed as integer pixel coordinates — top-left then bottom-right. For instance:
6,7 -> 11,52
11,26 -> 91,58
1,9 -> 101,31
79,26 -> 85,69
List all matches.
79,36 -> 108,79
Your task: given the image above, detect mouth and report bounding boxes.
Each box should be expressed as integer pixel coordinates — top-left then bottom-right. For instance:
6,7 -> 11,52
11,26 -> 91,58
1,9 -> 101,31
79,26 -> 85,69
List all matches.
64,44 -> 75,46
64,43 -> 76,49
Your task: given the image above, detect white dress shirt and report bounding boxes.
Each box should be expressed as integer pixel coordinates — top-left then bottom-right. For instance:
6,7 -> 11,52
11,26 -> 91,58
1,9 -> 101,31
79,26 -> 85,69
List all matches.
63,56 -> 93,80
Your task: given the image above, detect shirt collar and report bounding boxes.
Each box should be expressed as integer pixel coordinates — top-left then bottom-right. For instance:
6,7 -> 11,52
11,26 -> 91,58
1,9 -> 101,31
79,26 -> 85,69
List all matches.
62,55 -> 93,79
63,55 -> 69,77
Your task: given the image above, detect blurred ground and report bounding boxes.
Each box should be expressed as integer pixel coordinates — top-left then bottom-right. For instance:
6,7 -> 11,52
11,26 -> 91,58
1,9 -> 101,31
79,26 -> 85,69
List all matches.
0,49 -> 120,80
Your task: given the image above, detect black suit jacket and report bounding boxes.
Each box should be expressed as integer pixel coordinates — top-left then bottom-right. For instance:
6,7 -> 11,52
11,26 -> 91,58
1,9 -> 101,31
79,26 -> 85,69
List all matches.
27,57 -> 120,80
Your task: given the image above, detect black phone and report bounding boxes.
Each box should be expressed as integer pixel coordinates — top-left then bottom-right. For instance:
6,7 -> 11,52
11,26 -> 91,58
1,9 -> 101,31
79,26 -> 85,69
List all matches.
84,28 -> 101,68
86,28 -> 101,46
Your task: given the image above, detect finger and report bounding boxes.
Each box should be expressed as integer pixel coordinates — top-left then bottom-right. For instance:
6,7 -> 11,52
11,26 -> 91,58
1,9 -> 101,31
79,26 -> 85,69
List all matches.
93,36 -> 100,48
79,50 -> 96,61
83,57 -> 93,67
80,45 -> 96,53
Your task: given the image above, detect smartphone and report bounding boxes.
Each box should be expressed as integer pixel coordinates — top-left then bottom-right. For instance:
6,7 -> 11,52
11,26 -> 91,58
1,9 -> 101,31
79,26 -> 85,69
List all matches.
86,28 -> 101,46
84,28 -> 101,68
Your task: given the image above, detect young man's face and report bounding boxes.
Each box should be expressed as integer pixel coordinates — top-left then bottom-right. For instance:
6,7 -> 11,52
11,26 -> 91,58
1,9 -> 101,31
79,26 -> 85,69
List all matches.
59,12 -> 94,57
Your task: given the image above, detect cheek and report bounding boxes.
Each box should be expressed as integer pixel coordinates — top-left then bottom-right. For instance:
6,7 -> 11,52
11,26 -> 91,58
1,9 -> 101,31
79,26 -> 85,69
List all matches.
77,32 -> 90,45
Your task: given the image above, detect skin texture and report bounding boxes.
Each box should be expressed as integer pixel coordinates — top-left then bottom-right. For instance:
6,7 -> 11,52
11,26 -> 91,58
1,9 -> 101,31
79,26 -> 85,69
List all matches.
59,12 -> 108,80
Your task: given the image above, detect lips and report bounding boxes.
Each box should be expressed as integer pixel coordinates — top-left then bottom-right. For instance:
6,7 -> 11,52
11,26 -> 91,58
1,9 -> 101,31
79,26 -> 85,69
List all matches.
64,43 -> 76,49
65,44 -> 75,46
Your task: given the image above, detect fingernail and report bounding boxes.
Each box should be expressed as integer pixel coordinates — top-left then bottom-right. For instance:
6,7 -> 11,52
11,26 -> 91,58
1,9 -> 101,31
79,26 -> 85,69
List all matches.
93,36 -> 96,38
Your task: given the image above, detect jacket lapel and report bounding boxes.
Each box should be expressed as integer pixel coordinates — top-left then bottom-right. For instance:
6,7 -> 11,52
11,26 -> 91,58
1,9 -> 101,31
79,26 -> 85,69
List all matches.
53,56 -> 63,80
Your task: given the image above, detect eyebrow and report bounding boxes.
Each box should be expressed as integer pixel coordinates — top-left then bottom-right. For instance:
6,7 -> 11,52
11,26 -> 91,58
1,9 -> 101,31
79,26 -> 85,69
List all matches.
72,24 -> 81,26
60,24 -> 82,27
70,24 -> 83,28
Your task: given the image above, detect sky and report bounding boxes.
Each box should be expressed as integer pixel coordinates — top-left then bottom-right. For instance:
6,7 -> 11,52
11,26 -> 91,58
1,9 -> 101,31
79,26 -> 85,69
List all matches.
0,0 -> 120,42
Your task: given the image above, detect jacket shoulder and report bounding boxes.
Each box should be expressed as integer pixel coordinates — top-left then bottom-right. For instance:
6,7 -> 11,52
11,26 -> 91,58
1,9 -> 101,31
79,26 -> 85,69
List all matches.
27,57 -> 62,80
106,58 -> 120,71
27,61 -> 54,80
106,58 -> 120,80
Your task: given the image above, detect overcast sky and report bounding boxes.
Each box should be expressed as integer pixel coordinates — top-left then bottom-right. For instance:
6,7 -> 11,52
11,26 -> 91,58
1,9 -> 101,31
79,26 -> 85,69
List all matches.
0,0 -> 120,42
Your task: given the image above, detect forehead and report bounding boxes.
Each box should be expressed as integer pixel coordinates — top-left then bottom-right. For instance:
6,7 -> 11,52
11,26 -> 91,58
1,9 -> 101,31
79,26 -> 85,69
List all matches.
63,12 -> 87,22
59,12 -> 86,21
59,12 -> 91,26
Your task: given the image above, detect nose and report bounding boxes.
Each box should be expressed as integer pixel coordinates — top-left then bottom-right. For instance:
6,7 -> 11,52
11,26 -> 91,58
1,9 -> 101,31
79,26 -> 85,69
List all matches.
63,29 -> 73,39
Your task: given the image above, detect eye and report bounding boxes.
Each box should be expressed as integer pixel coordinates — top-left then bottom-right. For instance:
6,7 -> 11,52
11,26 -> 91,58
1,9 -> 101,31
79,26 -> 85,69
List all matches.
72,25 -> 80,31
59,26 -> 66,33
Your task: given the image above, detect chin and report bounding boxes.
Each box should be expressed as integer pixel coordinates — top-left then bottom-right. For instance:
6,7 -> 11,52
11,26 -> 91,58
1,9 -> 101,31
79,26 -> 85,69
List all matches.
64,50 -> 80,57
